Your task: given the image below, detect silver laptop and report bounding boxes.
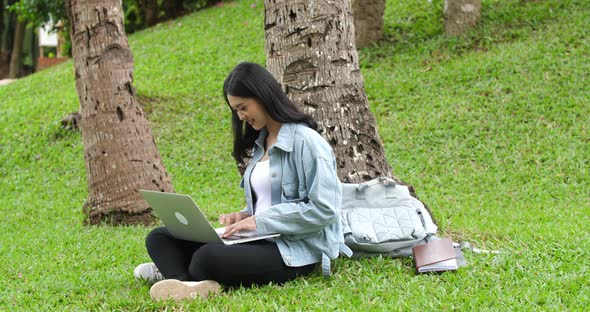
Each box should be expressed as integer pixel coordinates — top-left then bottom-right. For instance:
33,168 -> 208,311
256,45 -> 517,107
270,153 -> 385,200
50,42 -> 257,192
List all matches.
139,190 -> 279,245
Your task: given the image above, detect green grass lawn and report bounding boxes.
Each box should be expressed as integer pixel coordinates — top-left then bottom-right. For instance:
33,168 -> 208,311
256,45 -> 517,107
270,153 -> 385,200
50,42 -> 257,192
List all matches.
1,0 -> 588,310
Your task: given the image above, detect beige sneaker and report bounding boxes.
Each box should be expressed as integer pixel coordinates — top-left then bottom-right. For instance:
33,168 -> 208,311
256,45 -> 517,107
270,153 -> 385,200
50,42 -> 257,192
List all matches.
150,279 -> 221,301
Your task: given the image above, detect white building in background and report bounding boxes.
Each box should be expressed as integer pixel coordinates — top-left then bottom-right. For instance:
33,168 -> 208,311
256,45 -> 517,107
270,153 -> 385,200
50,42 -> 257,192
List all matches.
39,23 -> 58,47
38,20 -> 66,58
37,20 -> 68,70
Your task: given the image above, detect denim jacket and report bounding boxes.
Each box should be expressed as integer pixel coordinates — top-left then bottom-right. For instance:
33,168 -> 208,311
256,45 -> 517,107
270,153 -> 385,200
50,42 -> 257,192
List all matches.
240,123 -> 351,276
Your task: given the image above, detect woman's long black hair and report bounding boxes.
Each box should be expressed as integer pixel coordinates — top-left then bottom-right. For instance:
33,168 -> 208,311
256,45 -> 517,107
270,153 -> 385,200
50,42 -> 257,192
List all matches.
223,62 -> 318,167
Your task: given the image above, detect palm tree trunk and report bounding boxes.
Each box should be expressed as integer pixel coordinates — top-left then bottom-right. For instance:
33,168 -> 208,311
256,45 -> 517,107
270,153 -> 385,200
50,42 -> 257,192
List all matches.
65,0 -> 175,225
444,0 -> 482,36
264,0 -> 436,222
264,0 -> 392,183
352,0 -> 385,48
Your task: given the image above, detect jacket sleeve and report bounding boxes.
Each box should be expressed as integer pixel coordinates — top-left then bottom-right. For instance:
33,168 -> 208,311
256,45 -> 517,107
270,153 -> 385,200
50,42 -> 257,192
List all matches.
255,152 -> 342,235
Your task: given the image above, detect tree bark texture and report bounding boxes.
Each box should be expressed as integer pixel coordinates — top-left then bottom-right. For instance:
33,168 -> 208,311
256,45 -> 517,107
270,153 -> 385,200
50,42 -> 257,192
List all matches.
8,19 -> 25,78
351,0 -> 385,48
444,0 -> 481,36
65,0 -> 174,225
264,0 -> 393,183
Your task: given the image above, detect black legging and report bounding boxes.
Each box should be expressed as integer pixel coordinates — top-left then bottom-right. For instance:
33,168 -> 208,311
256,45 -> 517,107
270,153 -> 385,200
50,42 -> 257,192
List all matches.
145,227 -> 316,287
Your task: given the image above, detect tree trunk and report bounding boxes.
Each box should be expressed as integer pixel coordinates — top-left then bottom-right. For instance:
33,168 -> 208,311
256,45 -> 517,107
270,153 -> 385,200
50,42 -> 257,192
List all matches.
1,5 -> 15,78
0,0 -> 4,45
444,0 -> 481,36
263,0 -> 436,222
0,0 -> 5,77
8,19 -> 25,78
139,0 -> 159,26
351,0 -> 385,48
65,0 -> 174,225
162,0 -> 175,19
3,0 -> 16,48
162,0 -> 184,19
263,0 -> 392,184
2,5 -> 15,52
31,30 -> 39,72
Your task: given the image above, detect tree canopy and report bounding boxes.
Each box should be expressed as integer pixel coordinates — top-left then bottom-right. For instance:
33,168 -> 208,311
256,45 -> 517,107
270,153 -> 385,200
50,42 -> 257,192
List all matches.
9,0 -> 66,28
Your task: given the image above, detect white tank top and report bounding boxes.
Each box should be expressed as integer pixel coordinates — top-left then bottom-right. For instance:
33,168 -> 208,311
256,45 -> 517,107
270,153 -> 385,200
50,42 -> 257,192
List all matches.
250,159 -> 271,215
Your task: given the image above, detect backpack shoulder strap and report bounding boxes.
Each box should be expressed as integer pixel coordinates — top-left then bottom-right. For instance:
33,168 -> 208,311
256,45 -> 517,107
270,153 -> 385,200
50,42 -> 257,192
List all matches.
321,243 -> 353,278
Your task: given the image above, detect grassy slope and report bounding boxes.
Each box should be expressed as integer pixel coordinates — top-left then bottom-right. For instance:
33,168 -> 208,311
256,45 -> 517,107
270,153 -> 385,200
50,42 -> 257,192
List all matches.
0,0 -> 588,310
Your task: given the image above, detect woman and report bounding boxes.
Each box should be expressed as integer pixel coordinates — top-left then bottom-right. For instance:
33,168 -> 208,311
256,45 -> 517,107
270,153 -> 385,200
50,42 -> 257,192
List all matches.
135,62 -> 348,301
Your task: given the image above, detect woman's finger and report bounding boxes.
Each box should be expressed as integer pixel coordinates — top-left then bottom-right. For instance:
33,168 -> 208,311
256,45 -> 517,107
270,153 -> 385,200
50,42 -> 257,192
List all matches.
222,223 -> 238,238
222,217 -> 256,238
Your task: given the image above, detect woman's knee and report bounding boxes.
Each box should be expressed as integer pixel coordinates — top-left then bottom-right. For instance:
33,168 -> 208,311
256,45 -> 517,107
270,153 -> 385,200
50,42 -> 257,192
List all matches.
190,244 -> 218,267
145,226 -> 171,249
188,244 -> 221,279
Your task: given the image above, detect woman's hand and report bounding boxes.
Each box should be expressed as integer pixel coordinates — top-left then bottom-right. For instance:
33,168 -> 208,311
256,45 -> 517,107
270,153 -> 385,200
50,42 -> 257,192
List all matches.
219,212 -> 250,226
222,216 -> 257,238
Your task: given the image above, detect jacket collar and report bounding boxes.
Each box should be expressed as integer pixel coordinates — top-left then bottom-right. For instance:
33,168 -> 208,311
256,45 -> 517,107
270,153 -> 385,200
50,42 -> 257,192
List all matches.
254,123 -> 296,152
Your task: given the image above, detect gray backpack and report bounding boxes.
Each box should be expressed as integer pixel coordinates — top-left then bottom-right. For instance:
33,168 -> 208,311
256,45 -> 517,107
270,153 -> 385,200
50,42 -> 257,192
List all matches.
340,177 -> 438,258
